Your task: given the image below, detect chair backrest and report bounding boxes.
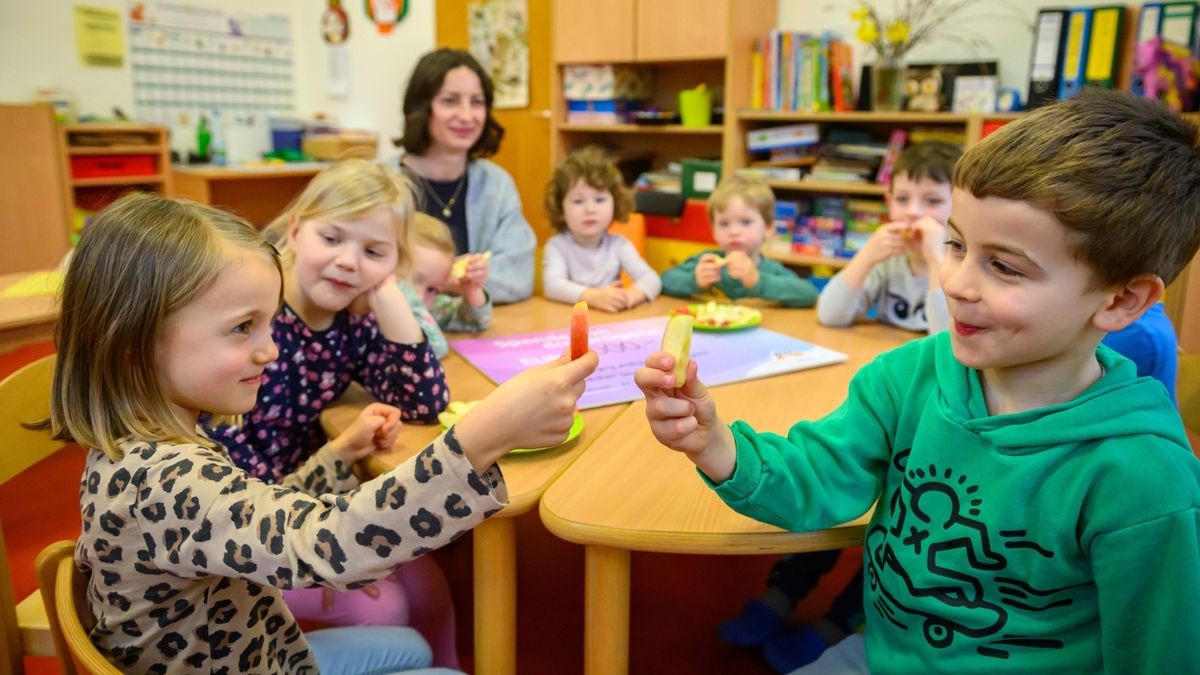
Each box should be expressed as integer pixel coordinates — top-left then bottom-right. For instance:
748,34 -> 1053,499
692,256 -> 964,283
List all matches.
609,212 -> 646,256
0,355 -> 59,485
36,541 -> 117,675
0,354 -> 59,672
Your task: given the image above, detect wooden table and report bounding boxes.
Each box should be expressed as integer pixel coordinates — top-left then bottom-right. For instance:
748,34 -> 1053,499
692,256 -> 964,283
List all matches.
0,272 -> 58,353
321,296 -> 681,675
538,308 -> 911,675
172,163 -> 328,228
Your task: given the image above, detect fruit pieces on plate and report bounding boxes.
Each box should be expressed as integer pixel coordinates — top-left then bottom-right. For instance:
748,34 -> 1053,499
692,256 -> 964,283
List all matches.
676,300 -> 761,328
451,250 -> 493,280
437,399 -> 480,428
570,301 -> 589,359
661,314 -> 694,386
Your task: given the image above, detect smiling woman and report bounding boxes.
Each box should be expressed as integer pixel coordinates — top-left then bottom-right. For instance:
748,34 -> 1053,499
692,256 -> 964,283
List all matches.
394,48 -> 536,303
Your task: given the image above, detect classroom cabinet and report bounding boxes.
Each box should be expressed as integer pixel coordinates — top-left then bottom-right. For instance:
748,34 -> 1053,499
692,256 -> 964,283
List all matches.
0,104 -> 72,274
554,0 -> 729,64
553,0 -> 636,63
635,0 -> 728,62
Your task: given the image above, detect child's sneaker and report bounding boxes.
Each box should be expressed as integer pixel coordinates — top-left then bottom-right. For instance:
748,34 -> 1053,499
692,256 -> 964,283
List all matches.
762,624 -> 828,673
716,599 -> 788,646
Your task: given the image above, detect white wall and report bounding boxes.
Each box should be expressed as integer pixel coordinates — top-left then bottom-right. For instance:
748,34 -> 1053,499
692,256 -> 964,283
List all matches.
778,0 -> 1107,101
0,0 -> 435,158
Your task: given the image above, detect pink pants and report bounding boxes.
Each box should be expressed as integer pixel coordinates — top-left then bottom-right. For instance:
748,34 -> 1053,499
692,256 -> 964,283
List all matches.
283,555 -> 459,669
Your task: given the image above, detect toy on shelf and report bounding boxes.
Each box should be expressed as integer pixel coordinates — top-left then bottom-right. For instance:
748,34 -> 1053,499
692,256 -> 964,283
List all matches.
1133,36 -> 1200,112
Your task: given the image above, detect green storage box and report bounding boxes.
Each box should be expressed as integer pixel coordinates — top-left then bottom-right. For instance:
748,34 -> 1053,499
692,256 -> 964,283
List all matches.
681,158 -> 722,199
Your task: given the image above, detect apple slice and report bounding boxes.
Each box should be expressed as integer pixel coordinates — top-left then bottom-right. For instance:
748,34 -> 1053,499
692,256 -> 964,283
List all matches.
570,301 -> 589,359
661,314 -> 694,386
451,251 -> 493,280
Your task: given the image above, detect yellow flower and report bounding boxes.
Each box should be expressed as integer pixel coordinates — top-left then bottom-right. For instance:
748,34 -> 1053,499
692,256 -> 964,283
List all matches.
885,20 -> 911,46
856,19 -> 879,45
850,5 -> 870,22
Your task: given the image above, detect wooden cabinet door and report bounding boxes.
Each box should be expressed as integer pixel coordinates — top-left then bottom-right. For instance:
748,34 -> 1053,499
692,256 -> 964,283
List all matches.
635,0 -> 728,61
0,104 -> 70,274
554,0 -> 635,63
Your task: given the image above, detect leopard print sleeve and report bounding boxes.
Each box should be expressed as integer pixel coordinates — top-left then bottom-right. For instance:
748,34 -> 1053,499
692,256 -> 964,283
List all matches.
135,427 -> 507,592
277,444 -> 361,497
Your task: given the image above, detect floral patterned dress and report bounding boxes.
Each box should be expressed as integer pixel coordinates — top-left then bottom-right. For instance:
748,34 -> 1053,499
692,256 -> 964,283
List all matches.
211,304 -> 449,483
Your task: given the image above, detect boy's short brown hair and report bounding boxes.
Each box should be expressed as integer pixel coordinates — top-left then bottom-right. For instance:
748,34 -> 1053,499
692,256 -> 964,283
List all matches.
955,90 -> 1200,286
891,139 -> 962,186
544,146 -> 634,231
707,176 -> 775,224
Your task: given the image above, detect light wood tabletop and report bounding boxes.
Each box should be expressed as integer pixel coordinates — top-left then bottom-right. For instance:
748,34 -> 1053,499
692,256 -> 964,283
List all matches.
538,306 -> 912,675
0,272 -> 59,353
320,295 -> 683,675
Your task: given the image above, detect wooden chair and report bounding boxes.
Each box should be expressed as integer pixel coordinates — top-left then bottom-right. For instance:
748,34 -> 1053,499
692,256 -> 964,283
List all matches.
609,213 -> 647,288
36,541 -> 117,675
0,355 -> 60,673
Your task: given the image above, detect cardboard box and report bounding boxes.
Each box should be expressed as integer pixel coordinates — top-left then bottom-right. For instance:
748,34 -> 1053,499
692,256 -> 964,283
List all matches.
302,131 -> 378,160
562,65 -> 654,101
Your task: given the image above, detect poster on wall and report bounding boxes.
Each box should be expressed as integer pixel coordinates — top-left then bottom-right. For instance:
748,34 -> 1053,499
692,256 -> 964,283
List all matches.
468,0 -> 529,109
127,1 -> 295,128
74,5 -> 125,67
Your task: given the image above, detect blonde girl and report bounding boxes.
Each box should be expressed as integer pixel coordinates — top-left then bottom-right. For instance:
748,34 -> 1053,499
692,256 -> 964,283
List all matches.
542,146 -> 661,312
399,213 -> 493,358
204,159 -> 465,664
56,192 -> 513,673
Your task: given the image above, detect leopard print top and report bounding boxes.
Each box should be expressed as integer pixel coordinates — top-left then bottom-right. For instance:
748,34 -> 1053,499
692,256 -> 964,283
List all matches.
76,428 -> 505,674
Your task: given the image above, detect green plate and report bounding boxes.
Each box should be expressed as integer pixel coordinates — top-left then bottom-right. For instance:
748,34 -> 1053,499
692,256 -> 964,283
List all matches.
440,409 -> 584,456
510,412 -> 585,455
673,304 -> 763,332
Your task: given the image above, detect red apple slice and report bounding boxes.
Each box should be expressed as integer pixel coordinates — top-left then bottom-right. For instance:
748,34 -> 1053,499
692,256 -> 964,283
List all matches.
570,301 -> 589,359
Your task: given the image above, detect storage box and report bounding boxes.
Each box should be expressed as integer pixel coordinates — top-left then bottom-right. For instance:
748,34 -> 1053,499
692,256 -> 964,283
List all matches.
565,99 -> 634,125
746,123 -> 820,152
302,131 -> 378,160
562,65 -> 654,101
69,154 -> 157,178
680,158 -> 721,199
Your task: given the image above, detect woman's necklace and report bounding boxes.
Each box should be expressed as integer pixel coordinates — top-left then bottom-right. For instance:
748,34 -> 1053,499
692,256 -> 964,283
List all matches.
422,172 -> 466,218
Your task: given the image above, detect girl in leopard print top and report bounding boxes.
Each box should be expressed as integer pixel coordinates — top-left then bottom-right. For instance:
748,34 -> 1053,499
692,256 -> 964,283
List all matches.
207,160 -> 464,665
51,194 -> 597,674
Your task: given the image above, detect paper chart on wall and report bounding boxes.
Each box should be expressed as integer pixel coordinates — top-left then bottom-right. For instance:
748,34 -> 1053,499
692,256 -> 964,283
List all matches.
127,1 -> 295,128
450,317 -> 848,410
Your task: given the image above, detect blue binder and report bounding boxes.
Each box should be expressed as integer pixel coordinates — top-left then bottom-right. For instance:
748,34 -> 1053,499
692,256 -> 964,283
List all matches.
1058,7 -> 1093,99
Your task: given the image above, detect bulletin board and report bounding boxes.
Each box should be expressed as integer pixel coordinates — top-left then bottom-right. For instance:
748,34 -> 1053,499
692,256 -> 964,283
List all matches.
128,1 -> 295,126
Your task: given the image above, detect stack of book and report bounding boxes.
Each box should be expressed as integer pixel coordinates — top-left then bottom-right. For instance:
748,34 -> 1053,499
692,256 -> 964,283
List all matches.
750,30 -> 855,112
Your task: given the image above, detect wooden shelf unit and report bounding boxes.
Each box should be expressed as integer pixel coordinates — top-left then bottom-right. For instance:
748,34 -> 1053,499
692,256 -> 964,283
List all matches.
60,123 -> 172,216
551,0 -> 778,169
763,248 -> 851,270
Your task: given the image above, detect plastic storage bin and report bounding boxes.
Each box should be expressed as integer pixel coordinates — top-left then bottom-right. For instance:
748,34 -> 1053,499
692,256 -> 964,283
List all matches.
69,154 -> 157,178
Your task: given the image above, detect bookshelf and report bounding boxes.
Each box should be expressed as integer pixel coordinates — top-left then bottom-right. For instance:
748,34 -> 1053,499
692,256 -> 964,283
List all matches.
550,0 -> 776,169
729,110 -> 1021,271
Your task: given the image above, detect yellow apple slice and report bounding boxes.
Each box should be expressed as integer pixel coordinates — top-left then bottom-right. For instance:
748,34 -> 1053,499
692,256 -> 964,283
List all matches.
661,314 -> 694,386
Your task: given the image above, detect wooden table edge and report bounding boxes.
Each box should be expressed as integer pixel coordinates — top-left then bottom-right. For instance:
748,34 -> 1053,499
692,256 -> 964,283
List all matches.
537,502 -> 867,555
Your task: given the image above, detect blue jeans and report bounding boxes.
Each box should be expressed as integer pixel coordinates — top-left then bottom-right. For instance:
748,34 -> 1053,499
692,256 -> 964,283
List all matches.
307,626 -> 464,675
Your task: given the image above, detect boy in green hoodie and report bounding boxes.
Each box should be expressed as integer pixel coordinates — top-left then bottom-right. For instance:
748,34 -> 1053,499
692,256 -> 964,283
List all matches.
636,90 -> 1200,673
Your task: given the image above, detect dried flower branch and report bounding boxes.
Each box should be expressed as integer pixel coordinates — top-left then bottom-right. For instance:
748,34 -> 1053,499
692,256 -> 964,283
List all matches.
851,0 -> 1027,62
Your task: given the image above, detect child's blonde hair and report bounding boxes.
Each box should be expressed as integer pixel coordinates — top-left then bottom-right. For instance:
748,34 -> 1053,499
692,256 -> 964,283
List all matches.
265,159 -> 418,277
543,146 -> 634,232
48,192 -> 281,460
411,212 -> 456,256
707,176 -> 775,224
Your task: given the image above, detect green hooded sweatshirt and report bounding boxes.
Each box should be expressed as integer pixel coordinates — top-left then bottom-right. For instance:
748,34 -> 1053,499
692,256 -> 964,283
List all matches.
660,249 -> 818,308
712,332 -> 1200,673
